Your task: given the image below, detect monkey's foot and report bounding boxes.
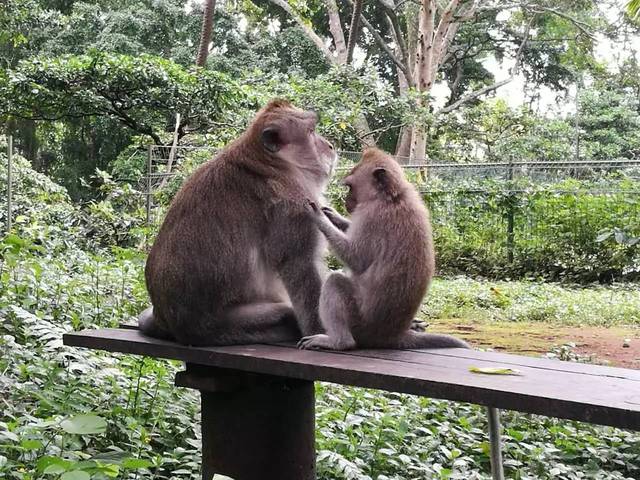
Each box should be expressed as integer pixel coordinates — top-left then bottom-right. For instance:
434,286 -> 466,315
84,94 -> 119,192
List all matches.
297,334 -> 355,351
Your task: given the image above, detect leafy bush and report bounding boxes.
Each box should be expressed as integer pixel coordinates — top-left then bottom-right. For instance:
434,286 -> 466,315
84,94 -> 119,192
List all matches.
427,176 -> 640,282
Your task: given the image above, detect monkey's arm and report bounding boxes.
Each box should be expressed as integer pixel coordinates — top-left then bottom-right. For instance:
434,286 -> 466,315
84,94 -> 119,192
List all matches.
311,207 -> 367,273
321,206 -> 350,232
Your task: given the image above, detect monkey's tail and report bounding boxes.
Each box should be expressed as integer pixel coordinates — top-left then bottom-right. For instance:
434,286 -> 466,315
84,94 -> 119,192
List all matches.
138,306 -> 175,341
395,331 -> 470,349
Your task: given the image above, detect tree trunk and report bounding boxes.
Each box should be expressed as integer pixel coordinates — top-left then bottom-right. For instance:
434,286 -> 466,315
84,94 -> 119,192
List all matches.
356,115 -> 376,148
196,0 -> 216,67
395,67 -> 412,157
410,129 -> 427,162
395,127 -> 413,158
410,0 -> 435,161
325,0 -> 348,63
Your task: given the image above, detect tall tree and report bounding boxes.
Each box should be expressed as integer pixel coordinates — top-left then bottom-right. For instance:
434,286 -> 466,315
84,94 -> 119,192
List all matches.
196,0 -> 217,66
367,0 -> 596,159
263,0 -> 599,160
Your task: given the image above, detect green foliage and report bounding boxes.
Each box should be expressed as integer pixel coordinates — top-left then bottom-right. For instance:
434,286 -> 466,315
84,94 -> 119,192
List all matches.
577,87 -> 640,160
2,139 -> 640,479
316,383 -> 640,479
432,89 -> 640,164
1,52 -> 241,145
628,0 -> 640,20
426,176 -> 640,282
0,0 -> 202,67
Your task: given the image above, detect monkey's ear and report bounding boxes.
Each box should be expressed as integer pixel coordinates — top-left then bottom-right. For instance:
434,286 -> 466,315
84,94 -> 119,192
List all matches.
373,167 -> 400,200
261,127 -> 283,153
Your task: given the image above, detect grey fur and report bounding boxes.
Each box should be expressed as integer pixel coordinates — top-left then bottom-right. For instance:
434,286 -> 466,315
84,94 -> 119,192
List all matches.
298,148 -> 469,351
140,100 -> 336,346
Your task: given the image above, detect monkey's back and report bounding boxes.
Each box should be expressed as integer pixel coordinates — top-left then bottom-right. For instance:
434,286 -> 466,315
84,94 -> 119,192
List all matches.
354,194 -> 434,337
144,147 -> 287,328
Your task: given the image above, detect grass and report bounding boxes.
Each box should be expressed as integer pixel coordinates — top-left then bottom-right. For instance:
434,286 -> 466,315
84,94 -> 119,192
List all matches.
424,277 -> 640,327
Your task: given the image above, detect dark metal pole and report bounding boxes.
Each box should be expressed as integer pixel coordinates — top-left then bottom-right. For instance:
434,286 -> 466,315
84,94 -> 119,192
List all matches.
574,74 -> 581,162
487,407 -> 505,480
506,159 -> 515,264
145,145 -> 153,227
6,135 -> 13,233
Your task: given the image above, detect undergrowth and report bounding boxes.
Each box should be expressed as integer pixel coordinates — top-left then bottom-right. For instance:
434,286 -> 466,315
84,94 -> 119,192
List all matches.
1,149 -> 640,479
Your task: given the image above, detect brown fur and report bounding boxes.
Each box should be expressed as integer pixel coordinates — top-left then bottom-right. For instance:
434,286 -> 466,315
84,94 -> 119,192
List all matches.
140,99 -> 337,345
298,147 -> 469,350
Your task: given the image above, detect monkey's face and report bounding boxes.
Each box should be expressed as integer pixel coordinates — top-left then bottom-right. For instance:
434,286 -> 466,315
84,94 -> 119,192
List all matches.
342,148 -> 406,213
259,102 -> 337,187
343,178 -> 358,214
342,169 -> 376,214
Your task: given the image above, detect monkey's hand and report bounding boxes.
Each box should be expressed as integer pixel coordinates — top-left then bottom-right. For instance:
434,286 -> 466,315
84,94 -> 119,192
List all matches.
298,334 -> 356,351
305,199 -> 323,217
305,200 -> 333,230
321,206 -> 351,232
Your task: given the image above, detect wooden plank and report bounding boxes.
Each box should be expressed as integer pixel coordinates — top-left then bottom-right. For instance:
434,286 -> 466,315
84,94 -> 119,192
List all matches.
63,328 -> 640,431
304,346 -> 640,382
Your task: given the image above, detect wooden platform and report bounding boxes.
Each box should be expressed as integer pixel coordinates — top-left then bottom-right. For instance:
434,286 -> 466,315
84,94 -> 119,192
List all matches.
63,327 -> 640,431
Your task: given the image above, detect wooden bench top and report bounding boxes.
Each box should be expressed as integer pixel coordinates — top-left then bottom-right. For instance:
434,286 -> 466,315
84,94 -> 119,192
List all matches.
63,328 -> 640,431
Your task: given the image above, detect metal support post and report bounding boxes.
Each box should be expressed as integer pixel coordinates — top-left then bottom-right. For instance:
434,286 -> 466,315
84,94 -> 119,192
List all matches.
6,135 -> 13,233
487,407 -> 505,480
145,145 -> 153,227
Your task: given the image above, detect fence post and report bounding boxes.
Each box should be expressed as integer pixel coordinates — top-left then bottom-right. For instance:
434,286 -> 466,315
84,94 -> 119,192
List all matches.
506,159 -> 515,264
145,145 -> 153,227
6,135 -> 13,234
487,407 -> 505,480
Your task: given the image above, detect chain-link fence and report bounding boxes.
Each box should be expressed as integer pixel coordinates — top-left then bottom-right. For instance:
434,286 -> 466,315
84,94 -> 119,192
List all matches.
143,146 -> 640,281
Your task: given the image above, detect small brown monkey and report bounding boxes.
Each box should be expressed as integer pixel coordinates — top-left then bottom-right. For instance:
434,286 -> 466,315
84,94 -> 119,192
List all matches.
140,99 -> 337,346
298,148 -> 469,350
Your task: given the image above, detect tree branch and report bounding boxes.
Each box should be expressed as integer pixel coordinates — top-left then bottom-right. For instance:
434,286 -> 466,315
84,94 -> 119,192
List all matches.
531,6 -> 596,40
384,13 -> 412,86
266,0 -> 337,64
440,14 -> 534,114
346,0 -> 412,81
376,0 -> 409,60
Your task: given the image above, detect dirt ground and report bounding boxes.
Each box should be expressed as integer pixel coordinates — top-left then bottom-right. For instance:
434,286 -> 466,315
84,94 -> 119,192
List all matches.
429,318 -> 640,369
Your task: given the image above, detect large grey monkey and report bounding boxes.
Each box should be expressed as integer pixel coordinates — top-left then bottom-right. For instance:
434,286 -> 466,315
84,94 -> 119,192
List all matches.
299,147 -> 469,351
139,99 -> 337,346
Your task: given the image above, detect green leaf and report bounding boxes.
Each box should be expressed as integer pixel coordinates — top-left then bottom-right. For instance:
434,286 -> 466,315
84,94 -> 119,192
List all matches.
469,366 -> 521,375
37,456 -> 71,473
60,414 -> 107,435
20,439 -> 43,450
43,464 -> 67,474
60,471 -> 90,480
122,458 -> 153,469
